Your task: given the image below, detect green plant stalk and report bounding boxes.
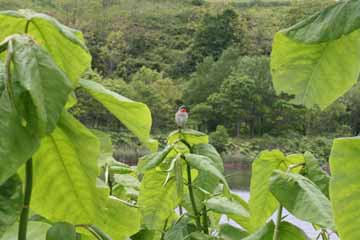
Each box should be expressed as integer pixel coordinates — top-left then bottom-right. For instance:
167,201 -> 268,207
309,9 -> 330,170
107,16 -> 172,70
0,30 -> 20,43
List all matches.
186,162 -> 202,230
273,205 -> 283,240
18,159 -> 33,240
202,206 -> 209,234
320,230 -> 329,240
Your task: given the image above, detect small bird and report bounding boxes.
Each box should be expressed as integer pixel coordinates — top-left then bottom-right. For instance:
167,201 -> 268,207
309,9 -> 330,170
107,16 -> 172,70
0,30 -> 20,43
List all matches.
175,105 -> 188,128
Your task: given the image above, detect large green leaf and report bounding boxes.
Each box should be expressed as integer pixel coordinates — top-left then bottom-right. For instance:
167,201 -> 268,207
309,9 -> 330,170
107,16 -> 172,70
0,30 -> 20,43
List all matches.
219,224 -> 248,240
205,196 -> 250,230
248,150 -> 303,232
80,79 -> 157,151
184,153 -> 229,191
329,137 -> 360,240
271,0 -> 360,109
29,112 -> 140,239
168,129 -> 208,146
1,222 -> 50,240
192,144 -> 223,172
138,169 -> 178,230
192,144 -> 224,207
138,145 -> 173,173
46,222 -> 76,240
0,175 -> 22,237
303,152 -> 330,197
0,35 -> 72,184
277,222 -> 309,240
269,170 -> 335,230
164,217 -> 196,240
10,35 -> 72,135
242,221 -> 274,240
0,10 -> 91,85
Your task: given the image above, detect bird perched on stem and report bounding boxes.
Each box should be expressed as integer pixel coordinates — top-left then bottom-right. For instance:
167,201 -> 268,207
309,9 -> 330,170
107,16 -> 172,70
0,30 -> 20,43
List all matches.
175,105 -> 188,128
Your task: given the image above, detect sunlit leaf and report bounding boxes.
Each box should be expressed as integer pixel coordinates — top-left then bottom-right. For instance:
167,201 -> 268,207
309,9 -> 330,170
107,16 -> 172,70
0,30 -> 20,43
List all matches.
249,150 -> 304,232
0,9 -> 91,85
205,196 -> 250,230
0,35 -> 72,184
219,224 -> 248,240
269,170 -> 335,230
184,153 -> 229,191
303,152 -> 330,197
29,112 -> 140,239
80,79 -> 157,151
138,145 -> 173,173
168,129 -> 208,146
1,221 -> 50,240
271,0 -> 360,109
330,137 -> 360,240
138,169 -> 178,230
46,222 -> 76,240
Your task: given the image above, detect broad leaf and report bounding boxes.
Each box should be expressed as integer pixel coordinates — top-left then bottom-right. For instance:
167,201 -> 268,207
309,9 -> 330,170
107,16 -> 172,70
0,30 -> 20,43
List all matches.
0,175 -> 22,237
138,169 -> 178,230
1,222 -> 50,240
46,222 -> 76,240
184,154 -> 229,191
205,196 -> 250,230
131,228 -> 161,240
242,221 -> 274,240
0,9 -> 91,85
219,224 -> 248,240
138,145 -> 173,173
0,35 -> 72,184
248,150 -> 303,232
192,144 -> 223,172
10,35 -> 73,135
271,0 -> 360,109
164,217 -> 196,240
303,152 -> 330,197
330,137 -> 360,240
269,170 -> 335,230
168,129 -> 208,146
80,79 -> 157,151
192,144 -> 224,207
29,112 -> 140,239
277,222 -> 309,240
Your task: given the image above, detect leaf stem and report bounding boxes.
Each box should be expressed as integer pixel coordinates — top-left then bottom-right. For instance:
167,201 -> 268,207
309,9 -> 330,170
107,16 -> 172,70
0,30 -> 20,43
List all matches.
186,161 -> 202,230
18,159 -> 33,240
273,205 -> 283,240
202,206 -> 209,234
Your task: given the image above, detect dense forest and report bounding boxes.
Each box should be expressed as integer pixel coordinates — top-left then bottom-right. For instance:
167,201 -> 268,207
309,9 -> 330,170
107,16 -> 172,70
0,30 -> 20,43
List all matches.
2,0 -> 357,162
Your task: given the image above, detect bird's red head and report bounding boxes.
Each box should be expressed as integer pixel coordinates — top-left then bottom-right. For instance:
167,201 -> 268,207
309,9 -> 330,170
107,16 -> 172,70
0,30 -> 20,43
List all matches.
180,107 -> 187,113
180,106 -> 187,113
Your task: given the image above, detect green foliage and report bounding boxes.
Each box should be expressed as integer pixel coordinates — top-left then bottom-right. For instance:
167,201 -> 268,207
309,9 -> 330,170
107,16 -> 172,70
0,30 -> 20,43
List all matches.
269,170 -> 335,229
209,125 -> 230,153
0,9 -> 91,85
1,222 -> 50,240
80,79 -> 157,151
248,150 -> 303,232
0,175 -> 22,237
302,152 -> 330,197
329,137 -> 360,240
271,0 -> 360,109
46,222 -> 76,240
0,34 -> 72,185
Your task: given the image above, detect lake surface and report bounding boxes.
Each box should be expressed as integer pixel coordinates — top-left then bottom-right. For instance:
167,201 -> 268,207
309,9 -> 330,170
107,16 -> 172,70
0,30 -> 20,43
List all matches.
225,168 -> 339,239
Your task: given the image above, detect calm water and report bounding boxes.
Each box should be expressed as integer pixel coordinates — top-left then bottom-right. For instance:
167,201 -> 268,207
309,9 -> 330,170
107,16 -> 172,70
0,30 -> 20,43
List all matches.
225,168 -> 339,239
